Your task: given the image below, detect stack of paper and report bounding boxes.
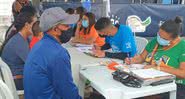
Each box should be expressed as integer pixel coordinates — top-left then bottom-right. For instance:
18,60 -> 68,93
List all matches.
131,68 -> 173,79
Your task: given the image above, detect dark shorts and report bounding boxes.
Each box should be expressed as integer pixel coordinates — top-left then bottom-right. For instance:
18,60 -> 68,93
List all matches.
14,78 -> 24,90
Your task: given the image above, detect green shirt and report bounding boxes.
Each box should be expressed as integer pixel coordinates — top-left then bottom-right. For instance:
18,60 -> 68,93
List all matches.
145,38 -> 185,85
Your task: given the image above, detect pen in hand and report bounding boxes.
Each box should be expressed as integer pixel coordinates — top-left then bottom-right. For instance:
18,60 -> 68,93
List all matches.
127,52 -> 132,68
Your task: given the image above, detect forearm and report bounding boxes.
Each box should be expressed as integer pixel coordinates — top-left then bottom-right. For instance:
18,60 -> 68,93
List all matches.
132,55 -> 145,64
101,43 -> 111,50
73,37 -> 94,44
105,52 -> 127,60
80,38 -> 94,44
74,27 -> 80,37
160,66 -> 185,79
133,49 -> 148,64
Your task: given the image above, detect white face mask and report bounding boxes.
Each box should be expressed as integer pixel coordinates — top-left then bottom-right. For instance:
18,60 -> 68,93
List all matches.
157,34 -> 170,46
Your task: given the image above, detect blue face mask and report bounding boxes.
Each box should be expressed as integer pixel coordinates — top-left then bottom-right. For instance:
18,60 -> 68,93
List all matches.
69,24 -> 75,28
157,34 -> 170,46
82,20 -> 89,28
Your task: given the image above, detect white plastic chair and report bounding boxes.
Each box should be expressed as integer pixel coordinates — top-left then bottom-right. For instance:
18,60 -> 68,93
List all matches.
0,58 -> 23,99
0,80 -> 14,99
135,36 -> 148,54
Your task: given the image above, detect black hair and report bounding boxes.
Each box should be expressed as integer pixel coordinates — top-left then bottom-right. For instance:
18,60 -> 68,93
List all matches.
14,12 -> 35,32
83,12 -> 96,35
20,5 -> 37,16
76,6 -> 87,20
32,21 -> 41,36
160,16 -> 183,38
94,17 -> 112,31
1,12 -> 35,55
6,5 -> 36,41
65,8 -> 74,14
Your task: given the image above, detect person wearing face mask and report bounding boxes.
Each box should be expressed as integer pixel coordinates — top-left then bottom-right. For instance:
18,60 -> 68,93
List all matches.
93,17 -> 137,60
125,16 -> 185,99
72,12 -> 105,47
72,6 -> 87,36
24,7 -> 81,99
1,12 -> 37,90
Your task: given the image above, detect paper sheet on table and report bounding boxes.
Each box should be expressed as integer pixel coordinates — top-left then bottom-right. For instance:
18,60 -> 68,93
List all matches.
130,64 -> 145,69
74,44 -> 93,47
115,64 -> 145,71
76,47 -> 92,53
131,68 -> 172,79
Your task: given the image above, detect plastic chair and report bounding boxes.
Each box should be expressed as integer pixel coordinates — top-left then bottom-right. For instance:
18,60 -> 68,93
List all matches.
135,36 -> 148,54
0,58 -> 23,99
162,0 -> 173,4
0,80 -> 14,99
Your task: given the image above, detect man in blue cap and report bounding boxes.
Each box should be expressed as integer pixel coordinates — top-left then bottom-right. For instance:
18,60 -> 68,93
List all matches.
24,7 -> 81,99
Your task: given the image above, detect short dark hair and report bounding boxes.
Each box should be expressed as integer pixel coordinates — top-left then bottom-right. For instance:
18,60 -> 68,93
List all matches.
76,6 -> 87,19
65,8 -> 74,14
14,12 -> 35,32
160,16 -> 183,38
94,17 -> 112,31
32,21 -> 41,36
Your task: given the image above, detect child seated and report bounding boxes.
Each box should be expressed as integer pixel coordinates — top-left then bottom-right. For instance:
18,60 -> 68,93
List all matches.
30,21 -> 43,49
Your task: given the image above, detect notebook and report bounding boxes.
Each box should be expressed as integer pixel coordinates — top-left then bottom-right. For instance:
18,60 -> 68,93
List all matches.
131,68 -> 173,79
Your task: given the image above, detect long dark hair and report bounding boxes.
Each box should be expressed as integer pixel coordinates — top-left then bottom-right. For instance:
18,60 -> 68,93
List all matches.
83,12 -> 96,35
0,12 -> 35,55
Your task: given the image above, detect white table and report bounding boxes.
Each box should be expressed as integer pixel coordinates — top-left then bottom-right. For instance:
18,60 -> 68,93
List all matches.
63,43 -> 122,97
79,66 -> 177,99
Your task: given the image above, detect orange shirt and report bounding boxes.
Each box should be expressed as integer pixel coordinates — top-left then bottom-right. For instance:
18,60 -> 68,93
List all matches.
30,36 -> 40,49
79,25 -> 105,46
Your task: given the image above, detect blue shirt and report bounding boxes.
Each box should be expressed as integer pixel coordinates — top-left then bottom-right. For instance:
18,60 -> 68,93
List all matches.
106,25 -> 137,57
24,34 -> 81,99
2,33 -> 29,76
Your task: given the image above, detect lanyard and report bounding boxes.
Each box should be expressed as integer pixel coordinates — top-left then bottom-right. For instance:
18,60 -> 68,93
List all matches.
149,44 -> 159,65
149,37 -> 181,65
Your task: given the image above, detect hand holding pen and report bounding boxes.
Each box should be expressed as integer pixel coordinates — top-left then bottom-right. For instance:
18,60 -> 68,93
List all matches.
127,52 -> 132,68
125,52 -> 132,65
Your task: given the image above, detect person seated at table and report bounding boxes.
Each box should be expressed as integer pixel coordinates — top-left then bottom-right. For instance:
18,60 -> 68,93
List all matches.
65,8 -> 76,37
93,17 -> 137,60
71,12 -> 105,47
5,5 -> 37,45
24,7 -> 81,99
29,21 -> 43,49
66,8 -> 75,14
72,6 -> 87,36
75,6 -> 87,21
125,16 -> 185,99
1,12 -> 37,90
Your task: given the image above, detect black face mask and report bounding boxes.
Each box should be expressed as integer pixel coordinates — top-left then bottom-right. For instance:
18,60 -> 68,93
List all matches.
99,34 -> 107,38
59,28 -> 73,43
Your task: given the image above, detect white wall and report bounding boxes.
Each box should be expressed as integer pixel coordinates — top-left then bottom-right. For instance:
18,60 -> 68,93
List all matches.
0,0 -> 14,16
0,0 -> 14,26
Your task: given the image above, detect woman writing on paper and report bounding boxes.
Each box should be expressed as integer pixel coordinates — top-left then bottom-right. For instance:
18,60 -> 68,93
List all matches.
71,12 -> 105,47
125,16 -> 185,99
